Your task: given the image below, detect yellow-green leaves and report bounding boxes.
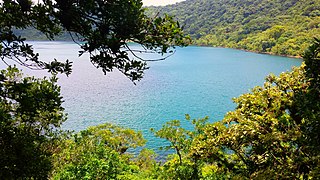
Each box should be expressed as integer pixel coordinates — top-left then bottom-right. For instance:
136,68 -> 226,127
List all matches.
187,40 -> 320,179
51,123 -> 148,179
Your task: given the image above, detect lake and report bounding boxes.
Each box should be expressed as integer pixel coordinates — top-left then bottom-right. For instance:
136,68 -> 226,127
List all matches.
5,41 -> 303,154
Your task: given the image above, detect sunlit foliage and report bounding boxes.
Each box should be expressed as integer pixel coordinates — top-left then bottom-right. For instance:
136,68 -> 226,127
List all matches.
147,0 -> 320,57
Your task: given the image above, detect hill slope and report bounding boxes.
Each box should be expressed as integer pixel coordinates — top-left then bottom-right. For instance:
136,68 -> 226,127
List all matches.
147,0 -> 320,57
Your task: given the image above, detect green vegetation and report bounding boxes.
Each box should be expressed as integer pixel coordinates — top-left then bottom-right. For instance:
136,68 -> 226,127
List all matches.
189,41 -> 320,179
14,0 -> 320,57
0,0 -> 188,179
1,0 -> 320,179
51,123 -> 148,179
147,0 -> 320,57
0,67 -> 66,179
49,39 -> 320,179
0,0 -> 190,81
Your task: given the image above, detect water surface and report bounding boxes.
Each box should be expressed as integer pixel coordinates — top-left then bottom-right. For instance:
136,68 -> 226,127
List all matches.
8,41 -> 303,153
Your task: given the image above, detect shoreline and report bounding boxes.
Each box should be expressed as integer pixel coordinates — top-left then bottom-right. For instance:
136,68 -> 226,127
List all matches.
27,39 -> 303,59
242,48 -> 302,59
193,44 -> 302,59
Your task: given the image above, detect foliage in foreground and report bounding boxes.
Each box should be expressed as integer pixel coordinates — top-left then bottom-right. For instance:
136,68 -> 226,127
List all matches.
158,39 -> 320,179
0,1 -> 189,177
0,1 -> 319,178
1,0 -> 190,81
1,40 -> 319,179
0,67 -> 66,179
48,39 -> 320,179
51,123 -> 149,179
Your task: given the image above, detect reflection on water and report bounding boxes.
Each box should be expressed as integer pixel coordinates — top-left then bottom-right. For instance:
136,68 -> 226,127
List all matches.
0,41 -> 303,156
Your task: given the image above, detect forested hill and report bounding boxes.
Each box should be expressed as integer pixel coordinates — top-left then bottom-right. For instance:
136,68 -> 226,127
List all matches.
146,0 -> 320,57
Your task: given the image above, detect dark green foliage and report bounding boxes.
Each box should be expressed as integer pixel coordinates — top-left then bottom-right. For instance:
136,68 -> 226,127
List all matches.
0,67 -> 66,179
2,1 -> 319,179
0,0 -> 190,81
43,40 -> 320,179
186,39 -> 320,179
147,0 -> 320,57
0,1 -> 190,179
49,40 -> 320,179
304,38 -> 320,88
0,0 -> 72,75
143,39 -> 320,179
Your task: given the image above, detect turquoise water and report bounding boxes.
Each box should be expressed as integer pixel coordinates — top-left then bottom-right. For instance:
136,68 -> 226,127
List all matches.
10,41 -> 303,154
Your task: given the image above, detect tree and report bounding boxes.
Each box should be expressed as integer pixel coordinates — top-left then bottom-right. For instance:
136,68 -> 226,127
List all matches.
151,115 -> 210,180
51,123 -> 147,179
0,0 -> 190,179
148,39 -> 319,179
148,0 -> 320,57
0,67 -> 66,179
188,39 -> 320,179
0,0 -> 190,80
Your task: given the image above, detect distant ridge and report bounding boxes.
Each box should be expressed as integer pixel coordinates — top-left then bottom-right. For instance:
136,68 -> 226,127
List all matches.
13,28 -> 72,41
146,0 -> 320,57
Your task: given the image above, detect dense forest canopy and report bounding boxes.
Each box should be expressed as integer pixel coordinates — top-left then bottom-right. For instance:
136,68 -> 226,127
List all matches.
51,39 -> 320,179
1,0 -> 320,179
0,0 -> 189,178
147,0 -> 320,57
15,0 -> 320,57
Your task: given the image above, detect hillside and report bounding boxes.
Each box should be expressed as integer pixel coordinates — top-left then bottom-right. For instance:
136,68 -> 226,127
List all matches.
146,0 -> 320,57
13,28 -> 72,41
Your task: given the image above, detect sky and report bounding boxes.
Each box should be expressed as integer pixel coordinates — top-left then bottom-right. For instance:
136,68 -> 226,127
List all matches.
142,0 -> 185,6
